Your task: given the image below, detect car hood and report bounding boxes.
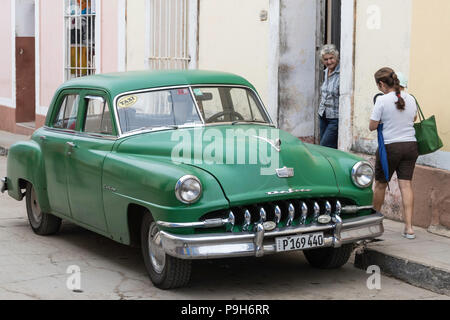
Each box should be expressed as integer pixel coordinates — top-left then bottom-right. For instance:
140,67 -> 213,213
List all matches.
117,125 -> 340,205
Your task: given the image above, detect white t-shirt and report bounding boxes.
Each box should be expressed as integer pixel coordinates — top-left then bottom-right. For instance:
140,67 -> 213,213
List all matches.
370,91 -> 417,144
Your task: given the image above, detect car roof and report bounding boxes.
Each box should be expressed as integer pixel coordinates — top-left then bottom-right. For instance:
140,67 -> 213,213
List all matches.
58,70 -> 256,97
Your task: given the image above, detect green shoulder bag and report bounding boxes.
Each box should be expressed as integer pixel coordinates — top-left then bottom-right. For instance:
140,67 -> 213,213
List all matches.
412,96 -> 443,155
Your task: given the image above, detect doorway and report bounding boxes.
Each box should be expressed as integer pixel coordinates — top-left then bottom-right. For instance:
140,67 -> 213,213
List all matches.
325,0 -> 341,52
15,0 -> 36,131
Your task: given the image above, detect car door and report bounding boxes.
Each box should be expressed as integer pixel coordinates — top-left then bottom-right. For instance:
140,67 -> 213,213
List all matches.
39,91 -> 80,217
66,91 -> 117,232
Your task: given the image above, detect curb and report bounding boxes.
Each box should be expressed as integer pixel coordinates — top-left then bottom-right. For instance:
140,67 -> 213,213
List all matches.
354,248 -> 450,296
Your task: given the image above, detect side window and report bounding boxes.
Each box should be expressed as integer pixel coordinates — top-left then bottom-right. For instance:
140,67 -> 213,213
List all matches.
230,88 -> 265,122
195,88 -> 223,120
53,94 -> 80,129
83,96 -> 113,135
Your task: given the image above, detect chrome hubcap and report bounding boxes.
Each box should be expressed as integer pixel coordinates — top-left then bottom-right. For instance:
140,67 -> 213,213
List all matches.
148,222 -> 166,274
30,187 -> 42,227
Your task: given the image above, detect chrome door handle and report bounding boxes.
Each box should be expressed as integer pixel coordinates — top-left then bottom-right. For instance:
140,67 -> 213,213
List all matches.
66,142 -> 77,156
39,135 -> 46,141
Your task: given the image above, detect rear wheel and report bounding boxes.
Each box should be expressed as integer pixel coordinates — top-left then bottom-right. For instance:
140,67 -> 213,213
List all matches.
303,244 -> 353,269
140,213 -> 191,289
26,183 -> 61,235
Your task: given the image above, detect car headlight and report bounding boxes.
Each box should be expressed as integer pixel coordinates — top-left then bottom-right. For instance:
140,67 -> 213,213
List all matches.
351,161 -> 374,188
175,175 -> 202,204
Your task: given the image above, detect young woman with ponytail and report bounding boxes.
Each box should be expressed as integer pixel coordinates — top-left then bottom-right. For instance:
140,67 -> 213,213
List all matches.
369,67 -> 418,239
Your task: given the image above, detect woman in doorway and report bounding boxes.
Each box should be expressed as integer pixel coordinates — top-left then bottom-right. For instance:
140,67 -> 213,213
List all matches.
369,67 -> 418,239
318,44 -> 340,149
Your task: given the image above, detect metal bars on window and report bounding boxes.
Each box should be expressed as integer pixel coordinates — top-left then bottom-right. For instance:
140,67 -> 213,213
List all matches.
64,0 -> 96,80
148,0 -> 190,70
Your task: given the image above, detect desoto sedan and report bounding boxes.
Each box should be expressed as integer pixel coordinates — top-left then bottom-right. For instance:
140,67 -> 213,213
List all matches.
2,70 -> 383,289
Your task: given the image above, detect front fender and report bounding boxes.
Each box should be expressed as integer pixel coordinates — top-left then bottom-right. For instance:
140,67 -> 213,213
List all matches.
6,139 -> 50,211
306,144 -> 373,206
102,152 -> 229,240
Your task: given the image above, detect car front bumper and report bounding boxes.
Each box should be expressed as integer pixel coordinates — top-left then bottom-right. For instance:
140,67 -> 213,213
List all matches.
157,211 -> 384,259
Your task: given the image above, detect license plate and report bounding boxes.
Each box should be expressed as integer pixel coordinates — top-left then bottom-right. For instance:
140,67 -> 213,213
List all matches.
275,232 -> 325,252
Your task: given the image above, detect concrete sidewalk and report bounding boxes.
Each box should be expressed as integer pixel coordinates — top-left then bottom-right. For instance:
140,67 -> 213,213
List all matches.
0,130 -> 30,156
0,129 -> 449,297
354,219 -> 450,296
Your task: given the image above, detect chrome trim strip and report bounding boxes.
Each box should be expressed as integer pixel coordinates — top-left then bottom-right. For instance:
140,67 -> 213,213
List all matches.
42,126 -> 77,135
85,95 -> 105,102
341,205 -> 373,213
157,219 -> 224,229
189,86 -> 205,124
42,126 -> 118,141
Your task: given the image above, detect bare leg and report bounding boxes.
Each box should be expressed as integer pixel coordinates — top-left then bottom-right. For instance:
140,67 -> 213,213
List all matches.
373,181 -> 388,212
398,179 -> 414,234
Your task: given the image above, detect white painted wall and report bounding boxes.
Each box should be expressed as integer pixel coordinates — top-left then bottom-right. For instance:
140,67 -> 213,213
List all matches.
127,0 -> 146,71
0,0 -> 13,105
16,0 -> 35,37
198,0 -> 270,109
338,0 -> 354,151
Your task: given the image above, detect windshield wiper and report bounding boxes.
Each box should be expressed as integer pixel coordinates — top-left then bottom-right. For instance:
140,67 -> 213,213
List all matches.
126,125 -> 178,134
231,120 -> 269,125
231,121 -> 247,125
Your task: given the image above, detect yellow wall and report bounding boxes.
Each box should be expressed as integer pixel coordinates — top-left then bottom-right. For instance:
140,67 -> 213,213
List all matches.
409,0 -> 450,151
198,0 -> 270,105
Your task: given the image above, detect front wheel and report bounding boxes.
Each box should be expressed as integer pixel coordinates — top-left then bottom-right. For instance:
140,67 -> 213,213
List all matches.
303,244 -> 353,269
140,213 -> 191,289
26,183 -> 61,235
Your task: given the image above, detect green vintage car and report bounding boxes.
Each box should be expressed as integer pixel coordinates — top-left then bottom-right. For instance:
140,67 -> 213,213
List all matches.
1,70 -> 383,289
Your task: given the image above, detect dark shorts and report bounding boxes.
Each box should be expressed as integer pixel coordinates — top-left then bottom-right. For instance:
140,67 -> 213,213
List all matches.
375,141 -> 419,182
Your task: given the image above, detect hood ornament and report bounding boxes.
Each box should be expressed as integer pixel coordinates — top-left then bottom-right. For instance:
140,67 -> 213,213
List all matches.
276,166 -> 294,178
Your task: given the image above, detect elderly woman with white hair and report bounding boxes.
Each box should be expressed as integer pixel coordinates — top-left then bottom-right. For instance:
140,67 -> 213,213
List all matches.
318,44 -> 340,149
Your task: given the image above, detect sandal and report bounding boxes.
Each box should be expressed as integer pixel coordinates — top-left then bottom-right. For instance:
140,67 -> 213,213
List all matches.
402,232 -> 416,239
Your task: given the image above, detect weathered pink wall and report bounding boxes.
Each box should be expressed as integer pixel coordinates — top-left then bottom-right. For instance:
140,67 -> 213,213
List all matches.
100,0 -> 119,74
0,0 -> 12,99
39,0 -> 64,110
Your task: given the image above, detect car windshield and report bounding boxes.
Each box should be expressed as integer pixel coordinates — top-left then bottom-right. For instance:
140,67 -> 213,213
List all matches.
116,86 -> 270,134
116,88 -> 202,133
192,86 -> 270,124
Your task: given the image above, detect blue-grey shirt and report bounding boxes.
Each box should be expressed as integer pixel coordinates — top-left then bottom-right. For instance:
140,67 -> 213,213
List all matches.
318,64 -> 340,119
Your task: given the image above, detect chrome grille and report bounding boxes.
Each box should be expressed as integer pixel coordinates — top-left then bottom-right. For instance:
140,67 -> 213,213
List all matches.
199,198 -> 358,232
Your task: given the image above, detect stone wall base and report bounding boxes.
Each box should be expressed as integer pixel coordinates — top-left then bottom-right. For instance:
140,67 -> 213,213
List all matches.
360,153 -> 450,235
0,104 -> 45,135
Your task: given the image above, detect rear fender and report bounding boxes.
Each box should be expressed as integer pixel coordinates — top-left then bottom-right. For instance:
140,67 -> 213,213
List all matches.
6,140 -> 50,211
